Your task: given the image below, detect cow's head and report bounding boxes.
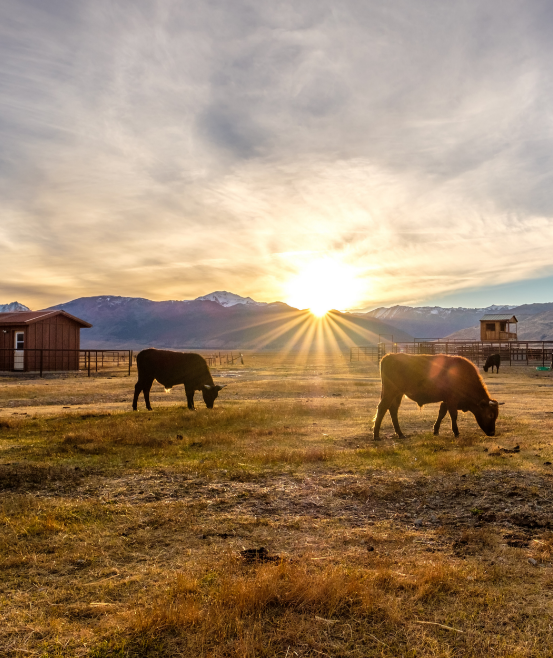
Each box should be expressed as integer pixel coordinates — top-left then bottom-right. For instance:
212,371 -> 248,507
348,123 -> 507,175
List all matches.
483,364 -> 489,373
474,398 -> 504,436
202,384 -> 226,408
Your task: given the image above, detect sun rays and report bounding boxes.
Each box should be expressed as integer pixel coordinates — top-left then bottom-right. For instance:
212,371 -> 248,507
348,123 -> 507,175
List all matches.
219,306 -> 382,367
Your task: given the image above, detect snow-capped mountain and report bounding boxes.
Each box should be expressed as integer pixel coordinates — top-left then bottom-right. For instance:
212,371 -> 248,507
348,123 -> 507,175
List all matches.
194,291 -> 267,307
0,301 -> 30,313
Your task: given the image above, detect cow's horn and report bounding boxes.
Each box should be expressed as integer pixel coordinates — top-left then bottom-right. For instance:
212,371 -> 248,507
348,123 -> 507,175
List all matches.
218,384 -> 227,389
489,400 -> 498,406
203,384 -> 212,390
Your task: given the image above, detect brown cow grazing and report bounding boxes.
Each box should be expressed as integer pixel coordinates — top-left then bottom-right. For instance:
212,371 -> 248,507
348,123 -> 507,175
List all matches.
373,353 -> 503,439
483,354 -> 501,373
132,349 -> 226,411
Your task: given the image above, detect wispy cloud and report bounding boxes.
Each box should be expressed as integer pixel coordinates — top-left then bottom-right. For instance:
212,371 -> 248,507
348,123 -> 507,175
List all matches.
1,0 -> 553,309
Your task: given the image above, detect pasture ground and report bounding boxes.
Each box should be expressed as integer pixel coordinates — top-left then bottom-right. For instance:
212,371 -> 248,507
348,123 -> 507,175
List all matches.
1,352 -> 553,657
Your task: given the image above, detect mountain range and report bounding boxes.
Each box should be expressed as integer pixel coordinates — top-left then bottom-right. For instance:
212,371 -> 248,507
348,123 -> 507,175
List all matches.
359,302 -> 553,341
3,293 -> 553,346
42,294 -> 414,349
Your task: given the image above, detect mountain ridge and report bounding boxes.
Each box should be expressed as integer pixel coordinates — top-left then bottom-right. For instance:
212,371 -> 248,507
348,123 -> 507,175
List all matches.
43,294 -> 414,349
6,291 -> 553,343
358,302 -> 553,338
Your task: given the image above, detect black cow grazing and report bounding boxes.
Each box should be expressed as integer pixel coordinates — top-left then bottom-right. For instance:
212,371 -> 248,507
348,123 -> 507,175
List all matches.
373,353 -> 503,439
483,354 -> 501,373
132,349 -> 226,411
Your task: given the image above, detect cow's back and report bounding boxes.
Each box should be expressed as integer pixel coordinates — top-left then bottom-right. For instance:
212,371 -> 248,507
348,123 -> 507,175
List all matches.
380,353 -> 487,406
136,349 -> 213,388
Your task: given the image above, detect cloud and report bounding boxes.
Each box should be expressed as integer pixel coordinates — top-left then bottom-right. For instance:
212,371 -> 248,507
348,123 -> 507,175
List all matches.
1,0 -> 553,309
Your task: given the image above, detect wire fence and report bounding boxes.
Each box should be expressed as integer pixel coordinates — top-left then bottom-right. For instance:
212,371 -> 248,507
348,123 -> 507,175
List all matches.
350,341 -> 553,367
203,352 -> 244,366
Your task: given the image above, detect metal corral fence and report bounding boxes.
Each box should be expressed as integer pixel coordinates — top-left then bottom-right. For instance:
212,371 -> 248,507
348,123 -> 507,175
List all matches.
0,348 -> 134,377
0,348 -> 246,376
351,341 -> 553,367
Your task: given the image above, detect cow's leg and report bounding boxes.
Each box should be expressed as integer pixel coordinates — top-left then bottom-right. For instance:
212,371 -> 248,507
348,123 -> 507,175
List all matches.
132,381 -> 142,411
433,402 -> 448,435
373,396 -> 391,439
142,378 -> 154,411
448,407 -> 459,437
185,385 -> 196,410
388,394 -> 405,439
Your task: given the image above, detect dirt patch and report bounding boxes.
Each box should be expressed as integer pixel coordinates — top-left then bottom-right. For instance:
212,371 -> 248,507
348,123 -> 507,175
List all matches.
0,463 -> 92,491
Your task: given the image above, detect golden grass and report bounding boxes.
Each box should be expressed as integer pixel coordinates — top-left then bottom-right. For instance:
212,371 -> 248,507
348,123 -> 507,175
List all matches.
1,356 -> 553,656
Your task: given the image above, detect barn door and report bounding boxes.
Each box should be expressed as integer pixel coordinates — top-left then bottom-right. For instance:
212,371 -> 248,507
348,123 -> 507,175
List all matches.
14,331 -> 24,370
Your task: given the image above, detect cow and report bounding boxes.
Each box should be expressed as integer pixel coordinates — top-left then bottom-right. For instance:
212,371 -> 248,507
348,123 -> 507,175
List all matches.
132,349 -> 226,411
483,354 -> 501,373
373,353 -> 503,439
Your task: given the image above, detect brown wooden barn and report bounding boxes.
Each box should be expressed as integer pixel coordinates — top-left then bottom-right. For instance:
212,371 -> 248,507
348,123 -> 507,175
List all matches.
479,314 -> 518,341
0,310 -> 92,372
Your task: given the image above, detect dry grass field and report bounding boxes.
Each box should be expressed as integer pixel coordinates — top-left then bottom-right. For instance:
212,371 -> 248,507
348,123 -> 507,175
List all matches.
1,352 -> 553,657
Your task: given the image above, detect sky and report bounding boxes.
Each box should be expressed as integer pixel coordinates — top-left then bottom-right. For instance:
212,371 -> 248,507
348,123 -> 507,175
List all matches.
2,0 -> 553,312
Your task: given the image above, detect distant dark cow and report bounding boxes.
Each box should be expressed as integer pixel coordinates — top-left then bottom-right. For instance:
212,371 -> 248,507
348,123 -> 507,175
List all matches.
483,354 -> 501,373
373,353 -> 503,439
132,349 -> 226,411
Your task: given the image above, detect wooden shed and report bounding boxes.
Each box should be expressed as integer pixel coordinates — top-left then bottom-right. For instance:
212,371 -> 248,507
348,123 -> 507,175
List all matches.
480,314 -> 518,341
0,310 -> 92,372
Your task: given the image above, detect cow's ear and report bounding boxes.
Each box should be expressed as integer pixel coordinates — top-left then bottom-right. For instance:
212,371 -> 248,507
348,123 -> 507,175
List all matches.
216,385 -> 227,391
203,384 -> 212,390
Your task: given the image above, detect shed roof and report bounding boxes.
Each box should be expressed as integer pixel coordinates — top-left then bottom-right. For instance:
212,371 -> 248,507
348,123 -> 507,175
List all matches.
0,310 -> 92,328
480,314 -> 518,322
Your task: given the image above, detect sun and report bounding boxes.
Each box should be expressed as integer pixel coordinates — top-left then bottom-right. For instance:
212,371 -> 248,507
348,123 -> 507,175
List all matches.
285,258 -> 364,316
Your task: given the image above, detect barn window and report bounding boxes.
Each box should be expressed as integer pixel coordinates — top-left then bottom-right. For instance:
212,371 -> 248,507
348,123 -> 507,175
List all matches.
486,323 -> 495,332
500,322 -> 506,331
15,332 -> 24,350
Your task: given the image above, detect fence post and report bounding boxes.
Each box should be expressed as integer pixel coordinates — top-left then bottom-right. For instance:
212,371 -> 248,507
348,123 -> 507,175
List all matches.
95,351 -> 98,372
128,350 -> 132,376
88,351 -> 91,377
543,342 -> 545,367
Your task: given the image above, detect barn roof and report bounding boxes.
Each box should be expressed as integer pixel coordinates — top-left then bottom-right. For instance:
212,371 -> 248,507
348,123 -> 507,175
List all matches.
0,310 -> 92,328
480,314 -> 518,322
